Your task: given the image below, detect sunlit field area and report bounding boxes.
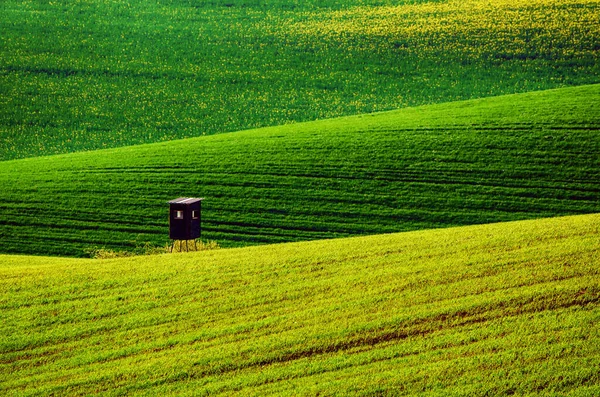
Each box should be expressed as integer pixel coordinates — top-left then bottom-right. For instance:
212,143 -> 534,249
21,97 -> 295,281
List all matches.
2,0 -> 599,394
0,85 -> 598,257
1,214 -> 598,395
1,0 -> 598,160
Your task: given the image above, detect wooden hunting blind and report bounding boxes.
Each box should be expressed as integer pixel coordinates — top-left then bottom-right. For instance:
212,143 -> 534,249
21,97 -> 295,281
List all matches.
168,198 -> 204,243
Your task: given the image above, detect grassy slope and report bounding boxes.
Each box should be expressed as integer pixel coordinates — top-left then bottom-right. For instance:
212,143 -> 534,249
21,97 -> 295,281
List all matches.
0,84 -> 599,257
1,214 -> 599,395
1,0 -> 599,160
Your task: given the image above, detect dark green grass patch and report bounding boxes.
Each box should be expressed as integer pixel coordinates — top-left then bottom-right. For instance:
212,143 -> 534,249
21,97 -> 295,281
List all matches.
1,0 -> 599,160
1,214 -> 599,395
0,85 -> 598,257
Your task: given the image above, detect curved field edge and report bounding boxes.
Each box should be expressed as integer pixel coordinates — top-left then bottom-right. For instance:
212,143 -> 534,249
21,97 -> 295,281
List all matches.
0,84 -> 599,257
1,0 -> 599,160
1,213 -> 599,395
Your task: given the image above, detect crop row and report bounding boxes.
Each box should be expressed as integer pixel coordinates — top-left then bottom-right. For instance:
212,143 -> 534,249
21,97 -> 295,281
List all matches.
0,85 -> 599,257
1,213 -> 598,394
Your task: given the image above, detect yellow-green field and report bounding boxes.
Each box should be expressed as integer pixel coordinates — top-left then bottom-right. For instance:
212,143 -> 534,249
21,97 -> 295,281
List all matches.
1,214 -> 598,395
277,0 -> 598,57
2,0 -> 600,394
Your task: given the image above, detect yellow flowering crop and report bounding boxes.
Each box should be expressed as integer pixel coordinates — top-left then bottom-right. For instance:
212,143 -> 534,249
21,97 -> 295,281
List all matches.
269,0 -> 599,57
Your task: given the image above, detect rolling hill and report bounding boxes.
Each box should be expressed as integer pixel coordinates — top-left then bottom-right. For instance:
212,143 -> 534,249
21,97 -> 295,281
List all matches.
2,0 -> 599,160
1,214 -> 598,395
2,1 -> 599,394
0,84 -> 599,257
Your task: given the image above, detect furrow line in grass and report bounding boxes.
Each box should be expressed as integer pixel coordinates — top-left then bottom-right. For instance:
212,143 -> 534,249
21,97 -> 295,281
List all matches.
101,297 -> 587,395
0,219 -> 164,234
3,258 -> 594,346
8,304 -> 597,395
8,302 -> 594,395
1,280 -> 590,377
174,286 -> 600,379
2,244 -> 595,356
198,317 -> 598,395
0,227 -> 154,247
212,165 -> 600,185
237,330 -> 600,397
3,277 -> 598,388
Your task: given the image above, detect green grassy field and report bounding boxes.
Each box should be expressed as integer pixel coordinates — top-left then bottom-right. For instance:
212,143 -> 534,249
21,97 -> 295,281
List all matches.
1,0 -> 599,160
2,0 -> 599,394
0,84 -> 598,257
1,214 -> 598,395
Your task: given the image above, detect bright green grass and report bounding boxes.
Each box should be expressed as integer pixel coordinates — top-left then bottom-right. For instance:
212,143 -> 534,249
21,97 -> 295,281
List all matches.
1,0 -> 598,160
0,85 -> 599,257
1,214 -> 599,395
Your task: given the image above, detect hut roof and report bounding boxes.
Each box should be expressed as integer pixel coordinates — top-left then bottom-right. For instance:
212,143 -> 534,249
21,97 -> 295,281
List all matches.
168,197 -> 204,205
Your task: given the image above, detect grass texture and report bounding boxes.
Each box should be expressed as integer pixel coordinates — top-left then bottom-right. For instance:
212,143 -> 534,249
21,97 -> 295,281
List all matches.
1,214 -> 599,395
0,84 -> 599,257
1,0 -> 599,160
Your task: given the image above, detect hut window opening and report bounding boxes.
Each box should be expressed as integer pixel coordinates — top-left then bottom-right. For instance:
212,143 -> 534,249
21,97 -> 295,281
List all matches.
192,210 -> 199,219
174,210 -> 184,219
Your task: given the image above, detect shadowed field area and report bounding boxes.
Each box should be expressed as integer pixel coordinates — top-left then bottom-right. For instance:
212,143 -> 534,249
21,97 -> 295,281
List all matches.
0,85 -> 599,256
